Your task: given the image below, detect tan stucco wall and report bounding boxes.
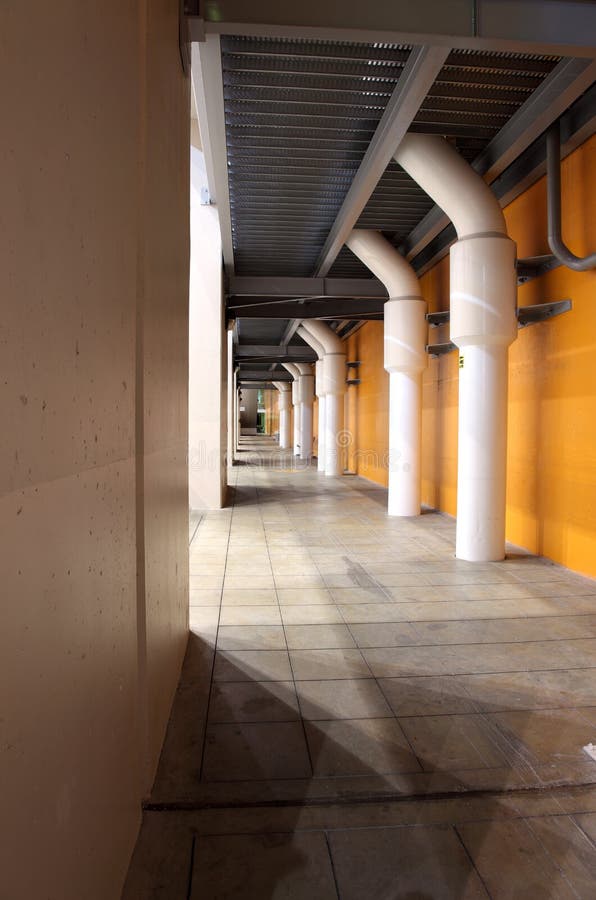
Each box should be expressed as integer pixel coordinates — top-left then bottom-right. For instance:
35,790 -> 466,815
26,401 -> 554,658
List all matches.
0,2 -> 189,898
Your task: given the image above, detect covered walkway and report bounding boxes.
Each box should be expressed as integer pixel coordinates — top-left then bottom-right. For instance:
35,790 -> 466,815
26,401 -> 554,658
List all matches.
125,438 -> 596,897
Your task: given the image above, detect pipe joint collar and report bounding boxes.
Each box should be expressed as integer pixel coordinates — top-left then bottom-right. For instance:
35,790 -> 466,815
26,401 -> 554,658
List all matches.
298,374 -> 315,404
384,298 -> 428,374
450,235 -> 518,348
278,392 -> 291,411
324,353 -> 347,396
315,359 -> 326,397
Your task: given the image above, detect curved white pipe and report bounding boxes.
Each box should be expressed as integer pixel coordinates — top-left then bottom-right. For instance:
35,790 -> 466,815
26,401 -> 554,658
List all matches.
347,230 -> 419,297
394,134 -> 517,561
297,325 -> 324,359
395,134 -> 506,237
300,320 -> 346,476
273,381 -> 292,450
301,319 -> 342,354
295,363 -> 314,461
347,229 -> 427,517
297,326 -> 327,470
282,362 -> 301,456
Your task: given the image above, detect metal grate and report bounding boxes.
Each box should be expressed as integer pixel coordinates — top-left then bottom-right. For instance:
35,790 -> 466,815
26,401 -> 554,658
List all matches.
222,36 -> 413,277
222,37 -> 560,281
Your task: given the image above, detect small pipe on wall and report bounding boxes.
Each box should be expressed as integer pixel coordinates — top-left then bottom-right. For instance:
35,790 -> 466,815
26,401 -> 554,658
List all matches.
547,121 -> 596,271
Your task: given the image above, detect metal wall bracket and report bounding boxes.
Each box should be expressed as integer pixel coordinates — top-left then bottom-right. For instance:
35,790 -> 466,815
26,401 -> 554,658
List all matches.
426,299 -> 572,335
426,342 -> 457,357
426,311 -> 450,328
346,361 -> 361,369
517,299 -> 572,327
346,378 -> 361,386
516,255 -> 561,284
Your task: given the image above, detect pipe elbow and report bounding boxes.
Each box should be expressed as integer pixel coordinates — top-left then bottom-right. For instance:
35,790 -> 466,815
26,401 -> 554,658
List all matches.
347,229 -> 420,297
301,319 -> 343,355
394,134 -> 506,238
282,362 -> 300,380
297,325 -> 324,359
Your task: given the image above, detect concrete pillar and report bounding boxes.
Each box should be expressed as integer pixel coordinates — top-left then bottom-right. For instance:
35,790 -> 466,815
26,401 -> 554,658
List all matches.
189,146 -> 227,509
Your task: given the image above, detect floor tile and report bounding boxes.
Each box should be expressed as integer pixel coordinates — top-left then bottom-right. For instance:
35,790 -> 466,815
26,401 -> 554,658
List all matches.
219,605 -> 282,626
380,676 -> 479,717
457,818 -> 580,899
217,625 -> 287,651
296,678 -> 393,720
285,623 -> 356,650
305,717 -> 422,777
276,588 -> 333,605
526,814 -> 596,895
487,708 -> 596,766
208,681 -> 300,723
348,622 -> 420,648
202,721 -> 312,781
399,714 -> 509,771
329,824 -> 488,899
460,668 -> 596,712
274,573 -> 326,589
329,586 -> 389,604
280,605 -> 344,625
213,650 -> 293,682
222,588 -> 278,605
190,832 -> 338,899
289,648 -> 371,680
224,574 -> 275,590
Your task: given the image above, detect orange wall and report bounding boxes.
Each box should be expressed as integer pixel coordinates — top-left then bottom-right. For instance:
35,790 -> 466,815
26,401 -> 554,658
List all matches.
264,388 -> 279,435
346,324 -> 390,485
346,135 -> 596,577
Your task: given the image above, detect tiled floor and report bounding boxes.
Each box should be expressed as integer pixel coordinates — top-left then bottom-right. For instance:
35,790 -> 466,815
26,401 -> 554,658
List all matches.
124,436 -> 596,898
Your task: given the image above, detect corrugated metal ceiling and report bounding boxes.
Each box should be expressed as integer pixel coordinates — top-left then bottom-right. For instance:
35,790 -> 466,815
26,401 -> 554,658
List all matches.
222,36 -> 560,282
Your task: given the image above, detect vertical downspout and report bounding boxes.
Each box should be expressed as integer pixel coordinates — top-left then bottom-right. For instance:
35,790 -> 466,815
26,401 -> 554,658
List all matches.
273,381 -> 292,450
297,325 -> 326,472
295,363 -> 315,461
282,362 -> 301,456
300,320 -> 347,477
394,134 -> 517,562
346,230 -> 427,516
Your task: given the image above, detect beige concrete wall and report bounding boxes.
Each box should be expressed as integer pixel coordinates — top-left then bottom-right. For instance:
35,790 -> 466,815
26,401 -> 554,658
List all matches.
140,0 -> 190,789
0,2 -> 189,898
188,147 -> 228,510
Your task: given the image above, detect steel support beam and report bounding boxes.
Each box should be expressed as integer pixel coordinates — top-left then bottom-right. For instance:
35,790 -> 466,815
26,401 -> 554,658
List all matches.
403,57 -> 596,263
238,370 -> 293,381
230,298 -> 385,319
188,1 -> 596,57
235,345 -> 317,359
228,276 -> 388,300
191,36 -> 235,274
313,45 -> 450,277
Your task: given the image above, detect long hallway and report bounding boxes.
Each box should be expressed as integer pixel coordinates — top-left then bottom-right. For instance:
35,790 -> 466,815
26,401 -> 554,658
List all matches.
125,437 -> 596,898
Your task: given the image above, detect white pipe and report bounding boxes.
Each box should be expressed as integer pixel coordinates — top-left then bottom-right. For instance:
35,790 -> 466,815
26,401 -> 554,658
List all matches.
346,230 -> 427,517
315,361 -> 326,472
282,362 -> 301,456
273,381 -> 292,450
300,321 -> 346,477
297,325 -> 326,471
296,363 -> 314,461
394,134 -> 517,561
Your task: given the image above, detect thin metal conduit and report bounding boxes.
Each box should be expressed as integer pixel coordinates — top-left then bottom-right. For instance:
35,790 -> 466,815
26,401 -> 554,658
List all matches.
547,121 -> 596,271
